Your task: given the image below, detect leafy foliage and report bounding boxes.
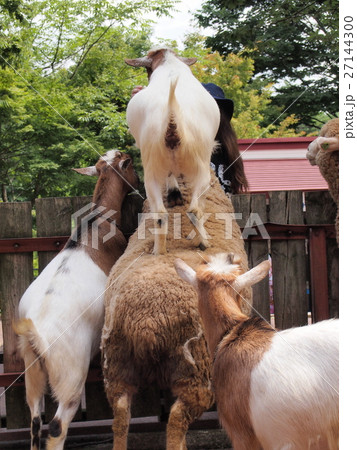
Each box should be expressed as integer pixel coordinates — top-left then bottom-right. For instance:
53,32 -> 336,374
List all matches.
182,36 -> 304,138
195,0 -> 339,127
0,0 -> 27,66
0,0 -> 172,202
1,0 -> 308,203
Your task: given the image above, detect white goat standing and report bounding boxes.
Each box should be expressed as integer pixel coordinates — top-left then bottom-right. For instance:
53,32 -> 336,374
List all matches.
175,253 -> 339,450
14,151 -> 138,450
125,47 -> 220,255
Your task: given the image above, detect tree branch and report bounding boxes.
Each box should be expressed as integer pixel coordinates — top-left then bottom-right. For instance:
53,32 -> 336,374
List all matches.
1,183 -> 8,202
69,22 -> 115,80
51,16 -> 66,72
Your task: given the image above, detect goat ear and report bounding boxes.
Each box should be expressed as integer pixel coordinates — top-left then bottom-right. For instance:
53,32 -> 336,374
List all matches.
125,57 -> 152,68
179,57 -> 197,66
174,259 -> 198,290
72,166 -> 98,176
119,158 -> 132,171
233,260 -> 271,291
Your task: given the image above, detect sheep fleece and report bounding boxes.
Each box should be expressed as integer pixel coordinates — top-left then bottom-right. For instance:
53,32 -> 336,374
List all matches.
316,118 -> 339,242
102,173 -> 251,399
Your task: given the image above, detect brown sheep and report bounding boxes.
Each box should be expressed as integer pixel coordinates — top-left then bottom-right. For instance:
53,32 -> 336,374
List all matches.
101,172 -> 251,449
306,118 -> 339,242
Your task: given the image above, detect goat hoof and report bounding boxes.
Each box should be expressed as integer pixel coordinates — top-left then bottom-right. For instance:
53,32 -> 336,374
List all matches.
167,188 -> 184,207
198,241 -> 209,251
152,249 -> 167,255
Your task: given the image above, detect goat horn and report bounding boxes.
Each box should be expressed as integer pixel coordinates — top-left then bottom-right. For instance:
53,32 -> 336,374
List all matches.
233,260 -> 271,291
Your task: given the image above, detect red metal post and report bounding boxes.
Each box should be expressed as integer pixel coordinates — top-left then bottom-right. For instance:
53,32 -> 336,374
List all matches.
309,227 -> 330,321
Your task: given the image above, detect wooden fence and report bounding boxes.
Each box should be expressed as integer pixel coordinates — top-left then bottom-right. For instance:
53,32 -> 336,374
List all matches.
0,190 -> 338,442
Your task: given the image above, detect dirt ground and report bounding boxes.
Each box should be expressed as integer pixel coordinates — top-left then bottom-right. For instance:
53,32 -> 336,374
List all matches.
0,429 -> 233,449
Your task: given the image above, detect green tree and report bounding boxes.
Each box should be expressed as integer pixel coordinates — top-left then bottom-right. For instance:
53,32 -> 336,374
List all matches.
0,0 -> 27,66
195,0 -> 338,128
15,0 -> 174,72
0,0 -> 173,202
0,67 -> 97,202
182,35 -> 304,138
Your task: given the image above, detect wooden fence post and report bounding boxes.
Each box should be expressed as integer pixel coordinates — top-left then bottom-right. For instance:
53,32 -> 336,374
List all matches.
305,191 -> 339,320
232,193 -> 270,321
309,227 -> 329,321
35,197 -> 75,271
248,195 -> 270,321
269,191 -> 308,329
0,202 -> 32,428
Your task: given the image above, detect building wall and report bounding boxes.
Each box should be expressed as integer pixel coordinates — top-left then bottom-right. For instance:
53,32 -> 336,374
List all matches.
238,137 -> 328,192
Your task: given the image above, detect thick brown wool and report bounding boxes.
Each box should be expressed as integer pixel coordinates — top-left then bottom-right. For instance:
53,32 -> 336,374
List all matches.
316,118 -> 339,242
101,171 -> 251,445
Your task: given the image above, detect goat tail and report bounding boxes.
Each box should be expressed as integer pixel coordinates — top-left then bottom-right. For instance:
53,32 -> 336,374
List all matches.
13,318 -> 48,360
163,75 -> 182,151
168,75 -> 179,110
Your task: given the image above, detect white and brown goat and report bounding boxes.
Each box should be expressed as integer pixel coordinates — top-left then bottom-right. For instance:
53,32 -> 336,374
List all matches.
14,150 -> 138,450
175,253 -> 339,450
125,47 -> 220,254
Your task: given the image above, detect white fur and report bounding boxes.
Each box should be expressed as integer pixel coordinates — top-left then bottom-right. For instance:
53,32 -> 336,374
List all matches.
101,149 -> 118,164
206,253 -> 240,274
15,150 -> 137,450
16,249 -> 107,450
175,254 -> 339,450
126,48 -> 220,254
250,320 -> 339,449
19,249 -> 107,360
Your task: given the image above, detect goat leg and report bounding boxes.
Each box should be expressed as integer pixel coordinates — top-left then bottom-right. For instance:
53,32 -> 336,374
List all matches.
166,174 -> 184,207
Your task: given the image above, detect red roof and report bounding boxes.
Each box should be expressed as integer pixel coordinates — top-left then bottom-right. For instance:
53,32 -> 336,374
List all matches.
238,137 -> 329,192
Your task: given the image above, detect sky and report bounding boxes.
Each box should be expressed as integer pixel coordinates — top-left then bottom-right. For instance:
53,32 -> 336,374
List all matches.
149,0 -> 212,48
